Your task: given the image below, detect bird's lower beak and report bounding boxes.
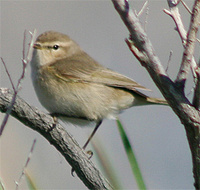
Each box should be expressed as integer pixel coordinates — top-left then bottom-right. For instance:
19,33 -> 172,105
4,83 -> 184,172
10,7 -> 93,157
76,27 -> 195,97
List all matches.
33,43 -> 42,49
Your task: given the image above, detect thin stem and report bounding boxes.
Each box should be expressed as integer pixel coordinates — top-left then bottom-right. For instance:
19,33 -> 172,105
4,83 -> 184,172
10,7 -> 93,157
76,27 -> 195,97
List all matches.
0,30 -> 37,136
175,0 -> 200,88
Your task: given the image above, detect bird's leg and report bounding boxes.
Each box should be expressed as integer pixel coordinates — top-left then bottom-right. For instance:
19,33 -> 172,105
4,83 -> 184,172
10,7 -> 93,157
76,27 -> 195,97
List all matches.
82,120 -> 102,150
71,120 -> 102,176
81,120 -> 102,159
49,113 -> 58,131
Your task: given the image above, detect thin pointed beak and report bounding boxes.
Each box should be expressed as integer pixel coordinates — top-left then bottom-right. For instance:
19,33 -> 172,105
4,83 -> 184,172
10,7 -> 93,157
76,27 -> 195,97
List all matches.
33,43 -> 42,49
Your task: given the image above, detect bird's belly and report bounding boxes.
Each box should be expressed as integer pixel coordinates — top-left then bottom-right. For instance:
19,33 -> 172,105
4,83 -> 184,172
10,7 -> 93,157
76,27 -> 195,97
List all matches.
33,76 -> 134,121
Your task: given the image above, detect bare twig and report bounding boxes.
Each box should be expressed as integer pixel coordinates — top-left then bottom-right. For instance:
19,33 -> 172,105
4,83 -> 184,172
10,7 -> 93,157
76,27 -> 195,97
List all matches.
175,0 -> 182,6
0,29 -> 37,136
163,2 -> 187,44
1,58 -> 16,91
137,1 -> 148,17
134,1 -> 149,32
22,30 -> 26,60
181,0 -> 192,14
164,0 -> 200,110
175,0 -> 200,88
111,0 -> 200,188
144,6 -> 149,32
166,50 -> 173,72
15,139 -> 37,190
164,0 -> 199,88
0,88 -> 113,189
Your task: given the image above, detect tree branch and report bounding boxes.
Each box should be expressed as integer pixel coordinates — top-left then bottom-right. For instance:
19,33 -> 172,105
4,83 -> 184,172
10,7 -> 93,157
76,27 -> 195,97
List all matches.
163,0 -> 198,92
175,0 -> 200,88
111,0 -> 200,188
0,88 -> 113,190
164,0 -> 200,109
0,30 -> 37,136
193,66 -> 200,110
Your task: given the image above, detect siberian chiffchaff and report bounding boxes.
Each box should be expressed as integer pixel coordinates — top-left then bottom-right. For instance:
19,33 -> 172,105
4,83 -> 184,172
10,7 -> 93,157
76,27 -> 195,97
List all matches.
31,31 -> 167,149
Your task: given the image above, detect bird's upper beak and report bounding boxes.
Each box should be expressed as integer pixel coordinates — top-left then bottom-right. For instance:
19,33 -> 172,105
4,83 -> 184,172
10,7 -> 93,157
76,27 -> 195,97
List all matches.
33,43 -> 42,49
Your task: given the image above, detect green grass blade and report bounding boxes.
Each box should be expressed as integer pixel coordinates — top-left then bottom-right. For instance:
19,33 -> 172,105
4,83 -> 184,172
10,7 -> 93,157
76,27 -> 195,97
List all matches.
116,119 -> 147,190
92,139 -> 123,189
0,178 -> 5,190
25,171 -> 37,190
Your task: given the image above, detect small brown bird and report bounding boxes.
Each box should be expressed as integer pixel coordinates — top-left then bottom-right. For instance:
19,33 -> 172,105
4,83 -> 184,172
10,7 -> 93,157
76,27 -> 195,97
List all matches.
31,31 -> 167,149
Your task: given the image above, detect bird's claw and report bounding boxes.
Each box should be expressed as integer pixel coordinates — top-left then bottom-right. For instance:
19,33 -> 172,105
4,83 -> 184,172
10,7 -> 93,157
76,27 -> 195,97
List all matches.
71,149 -> 94,177
86,150 -> 93,159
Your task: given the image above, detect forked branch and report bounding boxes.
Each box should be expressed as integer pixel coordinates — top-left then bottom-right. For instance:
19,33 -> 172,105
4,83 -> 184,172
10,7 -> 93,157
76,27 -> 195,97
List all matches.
111,0 -> 200,188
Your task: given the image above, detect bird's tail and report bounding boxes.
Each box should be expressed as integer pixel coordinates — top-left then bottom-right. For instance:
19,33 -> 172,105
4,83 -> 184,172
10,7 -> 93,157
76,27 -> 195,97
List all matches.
146,97 -> 168,105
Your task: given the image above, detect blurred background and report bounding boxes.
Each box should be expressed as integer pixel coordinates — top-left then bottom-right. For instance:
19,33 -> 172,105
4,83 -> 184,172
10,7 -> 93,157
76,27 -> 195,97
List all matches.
0,0 -> 197,189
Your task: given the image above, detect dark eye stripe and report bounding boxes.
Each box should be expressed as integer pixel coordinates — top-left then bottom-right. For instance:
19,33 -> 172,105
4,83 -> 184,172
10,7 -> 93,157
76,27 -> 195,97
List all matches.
46,46 -> 52,49
46,45 -> 59,50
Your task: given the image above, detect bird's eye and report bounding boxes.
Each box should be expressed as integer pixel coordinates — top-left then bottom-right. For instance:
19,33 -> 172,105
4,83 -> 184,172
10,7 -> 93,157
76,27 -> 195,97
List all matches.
53,45 -> 59,50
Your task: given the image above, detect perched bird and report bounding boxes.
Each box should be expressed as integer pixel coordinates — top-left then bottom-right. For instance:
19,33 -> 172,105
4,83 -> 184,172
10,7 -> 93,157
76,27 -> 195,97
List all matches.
31,31 -> 167,149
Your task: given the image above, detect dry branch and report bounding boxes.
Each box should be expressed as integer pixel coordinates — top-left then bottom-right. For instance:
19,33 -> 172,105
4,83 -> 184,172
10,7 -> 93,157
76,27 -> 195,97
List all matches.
163,0 -> 198,82
0,30 -> 37,136
111,0 -> 200,188
0,88 -> 113,190
175,0 -> 200,88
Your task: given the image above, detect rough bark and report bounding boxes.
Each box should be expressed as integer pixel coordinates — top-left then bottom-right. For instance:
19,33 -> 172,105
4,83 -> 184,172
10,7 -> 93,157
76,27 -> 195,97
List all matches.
0,88 -> 113,190
111,0 -> 200,188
